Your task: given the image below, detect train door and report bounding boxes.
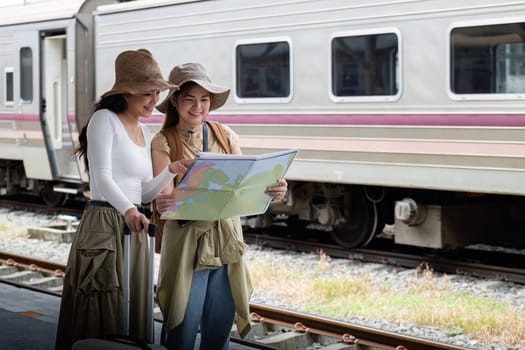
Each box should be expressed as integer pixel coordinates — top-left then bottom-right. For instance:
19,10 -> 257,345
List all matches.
39,30 -> 82,205
43,33 -> 67,152
13,30 -> 58,184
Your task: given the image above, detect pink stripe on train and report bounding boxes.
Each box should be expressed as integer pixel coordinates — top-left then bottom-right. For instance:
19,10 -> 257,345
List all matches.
209,113 -> 525,127
3,112 -> 525,127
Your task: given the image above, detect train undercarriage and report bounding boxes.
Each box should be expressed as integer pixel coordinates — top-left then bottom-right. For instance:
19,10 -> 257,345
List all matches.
0,159 -> 85,207
3,158 -> 524,250
258,181 -> 525,249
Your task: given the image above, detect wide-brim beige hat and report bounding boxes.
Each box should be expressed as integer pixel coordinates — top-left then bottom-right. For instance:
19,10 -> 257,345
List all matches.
102,49 -> 177,98
156,62 -> 230,113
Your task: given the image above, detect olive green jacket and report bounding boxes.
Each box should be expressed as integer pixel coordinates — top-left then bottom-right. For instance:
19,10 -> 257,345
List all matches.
156,218 -> 253,339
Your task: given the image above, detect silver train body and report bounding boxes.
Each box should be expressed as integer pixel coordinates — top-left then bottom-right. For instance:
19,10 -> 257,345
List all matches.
1,0 -> 525,249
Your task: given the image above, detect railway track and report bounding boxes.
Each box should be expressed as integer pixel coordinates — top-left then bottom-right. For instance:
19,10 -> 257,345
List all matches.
0,251 -> 468,350
0,197 -> 86,218
2,197 -> 524,285
244,233 -> 525,285
1,201 -> 524,348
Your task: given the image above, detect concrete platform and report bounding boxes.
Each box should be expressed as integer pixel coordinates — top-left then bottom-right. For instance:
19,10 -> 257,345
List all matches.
0,282 -> 257,349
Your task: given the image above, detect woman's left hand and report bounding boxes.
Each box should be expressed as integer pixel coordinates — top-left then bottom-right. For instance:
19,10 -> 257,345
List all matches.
265,178 -> 288,201
155,193 -> 176,212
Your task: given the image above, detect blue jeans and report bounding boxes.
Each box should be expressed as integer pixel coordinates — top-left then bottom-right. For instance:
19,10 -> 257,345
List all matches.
164,266 -> 235,350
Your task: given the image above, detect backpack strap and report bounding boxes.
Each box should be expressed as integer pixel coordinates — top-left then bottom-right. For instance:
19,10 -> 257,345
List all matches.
152,127 -> 182,253
205,120 -> 232,154
159,126 -> 183,162
202,123 -> 208,152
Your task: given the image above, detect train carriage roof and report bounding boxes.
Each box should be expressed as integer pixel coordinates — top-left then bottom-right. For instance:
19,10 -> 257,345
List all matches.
0,0 -> 110,27
95,0 -> 203,15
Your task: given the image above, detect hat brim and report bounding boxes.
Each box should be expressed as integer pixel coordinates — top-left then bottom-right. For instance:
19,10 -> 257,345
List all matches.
101,79 -> 177,99
156,79 -> 230,113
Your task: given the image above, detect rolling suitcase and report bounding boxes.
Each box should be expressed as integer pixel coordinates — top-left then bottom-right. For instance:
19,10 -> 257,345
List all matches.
72,224 -> 164,349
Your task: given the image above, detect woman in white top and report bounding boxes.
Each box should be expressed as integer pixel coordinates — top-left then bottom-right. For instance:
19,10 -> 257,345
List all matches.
55,49 -> 189,350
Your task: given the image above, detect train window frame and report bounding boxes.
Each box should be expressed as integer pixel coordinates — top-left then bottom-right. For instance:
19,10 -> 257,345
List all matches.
233,37 -> 293,104
448,18 -> 525,101
4,67 -> 14,106
329,28 -> 402,103
20,46 -> 33,103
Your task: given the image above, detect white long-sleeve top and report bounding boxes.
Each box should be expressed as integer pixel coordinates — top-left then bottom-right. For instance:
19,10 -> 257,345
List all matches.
86,109 -> 175,215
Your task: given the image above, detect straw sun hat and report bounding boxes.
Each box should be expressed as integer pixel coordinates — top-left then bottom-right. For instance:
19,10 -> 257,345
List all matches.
156,62 -> 230,113
101,49 -> 176,98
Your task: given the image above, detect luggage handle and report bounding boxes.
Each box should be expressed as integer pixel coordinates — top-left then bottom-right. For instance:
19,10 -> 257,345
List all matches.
146,223 -> 157,343
123,223 -> 157,343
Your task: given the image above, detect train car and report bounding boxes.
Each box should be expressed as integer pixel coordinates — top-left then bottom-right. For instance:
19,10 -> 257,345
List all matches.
2,0 -> 525,250
0,0 -> 114,205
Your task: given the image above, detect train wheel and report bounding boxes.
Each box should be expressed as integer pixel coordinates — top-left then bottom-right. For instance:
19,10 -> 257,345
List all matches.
374,198 -> 393,235
41,188 -> 67,207
330,188 -> 378,248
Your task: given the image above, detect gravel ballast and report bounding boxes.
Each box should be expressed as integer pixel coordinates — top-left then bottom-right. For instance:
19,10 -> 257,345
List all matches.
0,208 -> 524,350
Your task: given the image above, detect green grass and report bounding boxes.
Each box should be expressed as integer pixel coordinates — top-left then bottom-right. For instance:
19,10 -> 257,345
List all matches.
247,250 -> 525,347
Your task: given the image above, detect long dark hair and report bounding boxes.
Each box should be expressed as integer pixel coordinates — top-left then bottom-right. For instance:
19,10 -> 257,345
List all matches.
161,97 -> 180,130
76,94 -> 128,172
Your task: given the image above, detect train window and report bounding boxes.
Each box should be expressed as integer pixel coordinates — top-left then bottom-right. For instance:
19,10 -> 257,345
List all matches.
5,68 -> 14,105
20,47 -> 33,102
235,41 -> 290,100
451,22 -> 525,95
331,32 -> 399,97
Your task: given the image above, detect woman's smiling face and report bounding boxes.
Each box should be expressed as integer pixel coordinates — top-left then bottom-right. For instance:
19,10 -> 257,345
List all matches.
174,84 -> 212,130
125,90 -> 161,118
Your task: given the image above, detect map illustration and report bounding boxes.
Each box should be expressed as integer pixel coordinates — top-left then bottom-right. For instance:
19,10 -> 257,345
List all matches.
161,149 -> 299,221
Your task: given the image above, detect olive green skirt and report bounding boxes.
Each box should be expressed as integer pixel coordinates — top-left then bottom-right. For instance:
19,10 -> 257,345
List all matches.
55,205 -> 149,350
